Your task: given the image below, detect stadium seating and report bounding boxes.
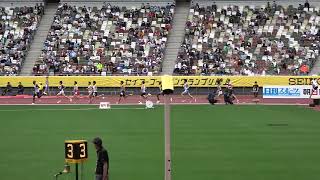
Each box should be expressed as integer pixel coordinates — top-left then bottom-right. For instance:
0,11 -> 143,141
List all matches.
0,4 -> 43,75
174,2 -> 320,75
33,3 -> 175,76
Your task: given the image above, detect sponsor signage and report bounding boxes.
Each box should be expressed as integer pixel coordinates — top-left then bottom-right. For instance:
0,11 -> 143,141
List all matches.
263,86 -> 320,98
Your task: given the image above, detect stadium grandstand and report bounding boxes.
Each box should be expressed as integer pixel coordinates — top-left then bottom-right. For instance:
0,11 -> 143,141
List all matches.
0,1 -> 43,75
175,0 -> 320,76
33,1 -> 174,76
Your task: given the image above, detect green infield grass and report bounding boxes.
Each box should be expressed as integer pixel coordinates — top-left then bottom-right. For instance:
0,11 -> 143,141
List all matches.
0,105 -> 319,180
0,105 -> 164,180
171,105 -> 320,180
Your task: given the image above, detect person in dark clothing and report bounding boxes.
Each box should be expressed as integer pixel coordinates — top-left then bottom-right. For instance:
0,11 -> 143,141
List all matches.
224,89 -> 233,105
93,137 -> 109,180
304,0 -> 310,10
212,2 -> 217,11
17,82 -> 24,95
208,90 -> 218,105
2,82 -> 12,96
252,81 -> 259,98
224,87 -> 239,105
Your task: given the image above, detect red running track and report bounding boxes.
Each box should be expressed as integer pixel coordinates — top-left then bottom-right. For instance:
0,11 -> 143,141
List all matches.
0,95 -> 315,105
0,95 -> 319,111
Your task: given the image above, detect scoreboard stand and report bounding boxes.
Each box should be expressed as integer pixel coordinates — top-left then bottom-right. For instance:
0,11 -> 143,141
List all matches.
65,140 -> 88,180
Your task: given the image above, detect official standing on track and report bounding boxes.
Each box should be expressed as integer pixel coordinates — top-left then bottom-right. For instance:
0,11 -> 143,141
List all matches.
32,81 -> 42,104
252,81 -> 259,98
118,81 -> 126,104
310,78 -> 319,99
156,81 -> 164,104
93,137 -> 109,180
224,86 -> 239,105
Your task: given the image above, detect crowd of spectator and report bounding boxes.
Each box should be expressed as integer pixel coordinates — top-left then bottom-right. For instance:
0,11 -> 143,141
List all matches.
175,1 -> 320,75
0,4 -> 43,76
33,3 -> 175,75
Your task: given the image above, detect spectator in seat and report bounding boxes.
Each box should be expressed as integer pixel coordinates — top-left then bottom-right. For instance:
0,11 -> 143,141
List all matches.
272,1 -> 277,9
277,40 -> 284,49
142,67 -> 149,75
300,64 -> 309,75
304,0 -> 310,11
298,4 -> 304,11
266,2 -> 271,12
97,63 -> 103,73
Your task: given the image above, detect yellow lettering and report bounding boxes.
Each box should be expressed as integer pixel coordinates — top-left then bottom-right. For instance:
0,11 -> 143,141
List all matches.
79,143 -> 86,158
67,144 -> 73,158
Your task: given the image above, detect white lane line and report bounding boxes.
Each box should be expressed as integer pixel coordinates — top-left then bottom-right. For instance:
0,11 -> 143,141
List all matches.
0,107 -> 147,112
0,108 -> 97,112
0,103 -> 309,106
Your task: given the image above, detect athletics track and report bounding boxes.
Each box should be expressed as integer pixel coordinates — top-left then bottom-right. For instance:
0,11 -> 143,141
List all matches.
0,95 -> 319,111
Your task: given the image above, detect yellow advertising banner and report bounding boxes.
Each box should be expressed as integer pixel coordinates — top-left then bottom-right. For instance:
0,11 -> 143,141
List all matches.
0,76 -> 319,87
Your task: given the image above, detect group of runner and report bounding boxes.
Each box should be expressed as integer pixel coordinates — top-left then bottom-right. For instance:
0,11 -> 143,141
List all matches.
31,78 -> 319,104
31,78 -> 196,104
